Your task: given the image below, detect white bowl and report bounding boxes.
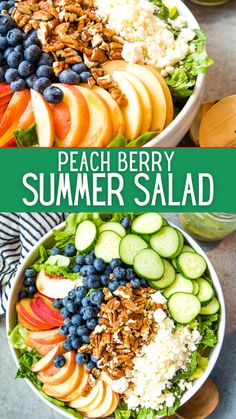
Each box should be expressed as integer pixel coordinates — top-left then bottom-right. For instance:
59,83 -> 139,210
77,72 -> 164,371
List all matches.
6,219 -> 225,418
146,0 -> 206,147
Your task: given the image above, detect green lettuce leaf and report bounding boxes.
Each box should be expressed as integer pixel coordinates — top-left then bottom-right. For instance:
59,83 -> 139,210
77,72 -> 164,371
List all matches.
14,123 -> 39,148
126,132 -> 158,147
41,393 -> 83,418
108,135 -> 128,147
16,349 -> 43,391
115,401 -> 135,419
172,351 -> 198,383
9,324 -> 29,350
150,0 -> 179,20
198,314 -> 219,348
32,263 -> 79,280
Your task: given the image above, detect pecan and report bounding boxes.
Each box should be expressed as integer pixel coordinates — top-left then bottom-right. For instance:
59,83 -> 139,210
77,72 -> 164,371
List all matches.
32,10 -> 53,21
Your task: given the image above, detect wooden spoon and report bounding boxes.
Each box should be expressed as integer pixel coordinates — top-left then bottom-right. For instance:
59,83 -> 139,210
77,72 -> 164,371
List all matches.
189,101 -> 218,146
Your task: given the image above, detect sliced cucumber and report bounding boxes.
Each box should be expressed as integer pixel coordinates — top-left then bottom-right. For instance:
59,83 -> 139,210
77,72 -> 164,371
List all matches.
133,248 -> 164,281
200,297 -> 220,315
171,258 -> 178,270
131,213 -> 163,235
75,220 -> 97,252
182,245 -> 195,253
94,231 -> 121,263
148,259 -> 176,289
177,252 -> 207,279
99,222 -> 126,238
196,278 -> 214,305
119,234 -> 148,265
168,292 -> 201,324
163,273 -> 193,299
150,226 -> 180,258
171,230 -> 184,258
192,280 -> 200,296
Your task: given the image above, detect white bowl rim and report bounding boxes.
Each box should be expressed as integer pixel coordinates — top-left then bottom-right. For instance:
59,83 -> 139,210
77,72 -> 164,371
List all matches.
6,219 -> 226,419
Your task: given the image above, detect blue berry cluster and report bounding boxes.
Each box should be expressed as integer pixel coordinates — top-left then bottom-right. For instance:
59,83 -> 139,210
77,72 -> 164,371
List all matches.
19,267 -> 38,299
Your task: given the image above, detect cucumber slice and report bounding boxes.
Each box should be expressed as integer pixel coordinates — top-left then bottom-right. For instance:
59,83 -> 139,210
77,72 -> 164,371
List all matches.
196,278 -> 214,305
192,280 -> 200,296
171,230 -> 184,258
148,259 -> 176,289
94,231 -> 121,263
171,258 -> 178,270
131,213 -> 163,235
150,226 -> 180,258
182,245 -> 195,253
75,220 -> 97,252
99,222 -> 126,238
177,252 -> 207,279
200,297 -> 220,315
133,248 -> 164,281
163,273 -> 193,299
168,292 -> 201,324
119,234 -> 148,265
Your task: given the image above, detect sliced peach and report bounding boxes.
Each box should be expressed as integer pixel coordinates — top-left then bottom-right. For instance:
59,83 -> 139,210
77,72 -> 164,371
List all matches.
31,89 -> 55,147
49,101 -> 71,141
16,299 -> 51,330
87,85 -> 125,137
38,351 -> 76,385
75,85 -> 113,147
36,269 -> 83,299
103,61 -> 167,132
52,84 -> 89,147
101,391 -> 120,417
82,383 -> 114,418
42,363 -> 83,399
17,313 -> 41,331
69,379 -> 103,409
0,82 -> 12,96
31,296 -> 64,325
0,93 -> 13,106
17,100 -> 35,130
31,344 -> 62,372
37,344 -> 58,356
27,328 -> 65,345
60,366 -> 88,402
42,363 -> 59,377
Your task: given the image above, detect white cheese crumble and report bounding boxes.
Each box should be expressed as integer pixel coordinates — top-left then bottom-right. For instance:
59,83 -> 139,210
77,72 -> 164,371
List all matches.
153,308 -> 167,324
111,377 -> 129,394
95,0 -> 195,72
124,317 -> 201,411
151,291 -> 167,305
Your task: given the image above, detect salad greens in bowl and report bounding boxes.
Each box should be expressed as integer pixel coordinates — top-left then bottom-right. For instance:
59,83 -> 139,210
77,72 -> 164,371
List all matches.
6,213 -> 225,419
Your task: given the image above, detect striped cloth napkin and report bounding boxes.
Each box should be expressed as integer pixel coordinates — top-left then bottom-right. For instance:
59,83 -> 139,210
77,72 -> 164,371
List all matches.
0,212 -> 67,314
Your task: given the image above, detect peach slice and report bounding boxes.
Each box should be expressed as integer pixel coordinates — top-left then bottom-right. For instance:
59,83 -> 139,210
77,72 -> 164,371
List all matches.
78,381 -> 106,413
0,93 -> 13,106
16,299 -> 52,330
37,344 -> 58,356
36,269 -> 83,299
82,383 -> 114,418
69,380 -> 103,409
17,313 -> 43,332
38,351 -> 76,385
27,328 -> 65,345
31,344 -> 62,372
115,71 -> 152,134
31,296 -> 64,325
0,82 -> 12,96
101,391 -> 120,417
52,84 -> 89,147
49,101 -> 71,141
75,85 -> 113,147
31,89 -> 55,147
142,65 -> 174,127
103,61 -> 167,132
17,100 -> 35,130
87,85 -> 125,137
42,363 -> 83,399
42,363 -> 60,377
60,366 -> 88,402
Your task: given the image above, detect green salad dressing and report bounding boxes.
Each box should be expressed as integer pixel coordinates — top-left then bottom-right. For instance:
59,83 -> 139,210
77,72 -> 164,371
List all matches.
180,213 -> 236,241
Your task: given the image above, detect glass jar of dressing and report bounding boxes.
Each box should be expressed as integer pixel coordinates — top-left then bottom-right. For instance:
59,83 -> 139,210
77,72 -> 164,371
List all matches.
179,213 -> 236,241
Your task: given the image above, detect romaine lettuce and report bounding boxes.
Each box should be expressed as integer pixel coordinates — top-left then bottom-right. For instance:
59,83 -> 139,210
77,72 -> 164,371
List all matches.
9,324 -> 28,350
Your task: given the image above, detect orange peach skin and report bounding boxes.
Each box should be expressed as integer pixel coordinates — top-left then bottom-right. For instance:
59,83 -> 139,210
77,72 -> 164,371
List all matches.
43,363 -> 83,398
49,101 -> 71,141
38,351 -> 76,385
27,328 -> 66,345
16,299 -> 54,331
30,297 -> 64,327
31,89 -> 55,147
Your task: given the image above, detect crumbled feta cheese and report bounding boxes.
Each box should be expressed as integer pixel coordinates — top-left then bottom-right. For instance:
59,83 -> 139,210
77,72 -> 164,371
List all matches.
151,291 -> 167,305
154,308 -> 167,324
111,377 -> 129,394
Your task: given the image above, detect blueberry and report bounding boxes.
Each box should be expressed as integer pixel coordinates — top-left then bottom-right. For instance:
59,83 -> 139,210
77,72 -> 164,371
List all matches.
64,317 -> 72,327
0,14 -> 14,34
81,296 -> 92,307
119,280 -> 127,286
76,352 -> 89,365
71,336 -> 82,350
66,302 -> 77,314
74,295 -> 83,305
86,275 -> 101,289
3,46 -> 14,59
83,306 -> 96,320
140,278 -> 147,287
7,28 -> 23,46
120,217 -> 131,229
82,335 -> 90,343
113,267 -> 126,279
38,52 -> 53,66
23,276 -> 35,287
80,71 -> 92,83
86,317 -> 98,330
43,85 -> 63,104
71,63 -> 88,74
104,266 -> 112,276
25,268 -> 36,278
33,77 -> 51,93
63,296 -> 72,306
126,268 -> 135,280
85,253 -> 95,265
77,325 -> 90,336
64,243 -> 76,257
86,360 -> 96,371
14,45 -> 23,53
26,74 -> 37,88
68,325 -> 77,335
0,67 -> 5,82
93,258 -> 106,272
53,298 -> 63,309
24,44 -> 41,62
61,307 -> 70,318
27,285 -> 37,297
80,265 -> 96,276
89,290 -> 104,306
36,65 -> 54,79
53,354 -> 66,368
75,286 -> 88,298
7,51 -> 23,68
100,274 -> 109,286
108,281 -> 119,292
130,278 -> 141,289
62,339 -> 73,351
0,1 -> 11,11
18,290 -> 28,300
110,258 -> 123,270
50,247 -> 60,255
73,264 -> 80,273
59,325 -> 68,335
71,314 -> 83,326
18,60 -> 34,78
8,6 -> 15,14
0,35 -> 8,50
76,255 -> 85,265
90,354 -> 98,363
23,34 -> 39,48
0,51 -> 3,64
59,69 -> 80,85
